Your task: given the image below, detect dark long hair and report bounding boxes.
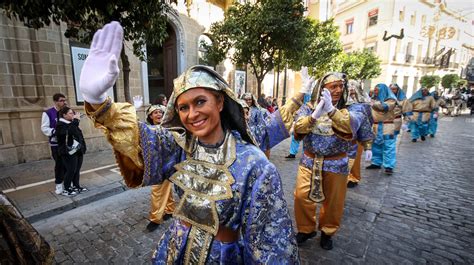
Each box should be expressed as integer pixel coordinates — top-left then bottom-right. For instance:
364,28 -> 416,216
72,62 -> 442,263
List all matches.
58,106 -> 72,119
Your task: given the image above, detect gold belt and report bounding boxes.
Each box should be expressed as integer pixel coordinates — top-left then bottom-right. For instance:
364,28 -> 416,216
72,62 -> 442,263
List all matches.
304,151 -> 347,202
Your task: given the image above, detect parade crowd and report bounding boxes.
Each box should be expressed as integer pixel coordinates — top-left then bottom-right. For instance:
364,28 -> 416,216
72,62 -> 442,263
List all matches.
6,21 -> 472,264
75,22 -> 472,264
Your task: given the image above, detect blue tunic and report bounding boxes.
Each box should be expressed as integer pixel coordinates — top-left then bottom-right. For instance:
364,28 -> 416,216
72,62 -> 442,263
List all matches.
138,123 -> 299,264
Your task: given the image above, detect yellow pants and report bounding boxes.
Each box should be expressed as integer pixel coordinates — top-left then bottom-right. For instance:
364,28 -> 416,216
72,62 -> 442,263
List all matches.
149,181 -> 175,224
294,166 -> 348,236
347,144 -> 363,183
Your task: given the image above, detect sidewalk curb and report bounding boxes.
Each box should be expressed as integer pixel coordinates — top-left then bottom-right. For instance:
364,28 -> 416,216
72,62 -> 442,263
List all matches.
26,183 -> 127,223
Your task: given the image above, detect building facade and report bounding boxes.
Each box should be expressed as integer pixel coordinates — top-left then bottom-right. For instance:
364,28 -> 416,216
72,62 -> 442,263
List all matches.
332,0 -> 474,96
0,1 -> 232,166
0,0 -> 305,166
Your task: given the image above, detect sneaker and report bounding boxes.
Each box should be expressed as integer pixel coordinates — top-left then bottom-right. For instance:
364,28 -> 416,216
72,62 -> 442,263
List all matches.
146,221 -> 160,232
285,154 -> 296,159
385,168 -> 393,175
347,181 -> 358,188
421,136 -> 426,141
411,139 -> 417,143
430,134 -> 435,138
320,231 -> 333,250
73,186 -> 88,193
296,231 -> 317,245
61,189 -> 77,197
366,164 -> 381,169
55,184 -> 64,195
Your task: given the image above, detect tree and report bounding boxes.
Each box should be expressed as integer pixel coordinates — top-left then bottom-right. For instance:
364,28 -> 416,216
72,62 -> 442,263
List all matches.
291,18 -> 343,79
420,75 -> 441,89
341,49 -> 381,81
441,74 -> 460,89
1,0 -> 172,102
205,0 -> 309,96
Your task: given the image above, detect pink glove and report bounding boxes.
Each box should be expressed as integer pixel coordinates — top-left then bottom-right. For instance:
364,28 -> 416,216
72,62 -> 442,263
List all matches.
365,150 -> 372,162
433,113 -> 438,119
79,21 -> 123,104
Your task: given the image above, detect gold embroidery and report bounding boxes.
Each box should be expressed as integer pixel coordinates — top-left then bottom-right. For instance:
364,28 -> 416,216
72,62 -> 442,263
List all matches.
169,131 -> 237,264
309,156 -> 325,202
312,114 -> 335,136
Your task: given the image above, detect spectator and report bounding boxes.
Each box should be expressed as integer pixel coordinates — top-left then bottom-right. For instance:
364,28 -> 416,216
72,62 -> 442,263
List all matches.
41,93 -> 67,195
56,107 -> 87,196
153,94 -> 168,106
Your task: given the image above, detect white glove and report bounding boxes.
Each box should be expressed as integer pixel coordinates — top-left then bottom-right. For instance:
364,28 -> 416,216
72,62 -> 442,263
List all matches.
365,150 -> 372,162
401,123 -> 409,131
433,113 -> 438,119
79,21 -> 124,104
300,77 -> 315,94
133,95 -> 143,109
321,89 -> 335,114
311,99 -> 325,120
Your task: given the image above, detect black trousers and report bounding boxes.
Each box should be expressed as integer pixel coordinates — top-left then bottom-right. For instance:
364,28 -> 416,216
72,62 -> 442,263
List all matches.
51,146 -> 65,184
60,153 -> 84,190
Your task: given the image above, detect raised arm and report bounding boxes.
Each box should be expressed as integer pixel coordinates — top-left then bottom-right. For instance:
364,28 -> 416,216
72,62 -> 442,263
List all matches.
80,22 -> 181,187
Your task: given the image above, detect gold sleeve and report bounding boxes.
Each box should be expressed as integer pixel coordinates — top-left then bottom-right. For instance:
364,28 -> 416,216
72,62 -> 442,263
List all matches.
278,96 -> 303,131
85,99 -> 144,188
329,109 -> 353,140
294,116 -> 314,135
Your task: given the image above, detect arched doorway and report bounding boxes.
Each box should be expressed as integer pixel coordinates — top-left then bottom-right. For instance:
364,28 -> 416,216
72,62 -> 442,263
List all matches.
146,23 -> 178,103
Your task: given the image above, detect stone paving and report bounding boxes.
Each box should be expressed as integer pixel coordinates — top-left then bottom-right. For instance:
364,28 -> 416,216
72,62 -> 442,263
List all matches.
32,114 -> 474,264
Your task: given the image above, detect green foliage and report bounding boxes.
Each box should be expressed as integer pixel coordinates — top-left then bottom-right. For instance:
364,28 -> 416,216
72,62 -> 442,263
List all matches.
420,75 -> 441,88
204,0 -> 309,94
341,49 -> 381,81
1,0 -> 170,61
294,18 -> 343,79
441,74 -> 460,89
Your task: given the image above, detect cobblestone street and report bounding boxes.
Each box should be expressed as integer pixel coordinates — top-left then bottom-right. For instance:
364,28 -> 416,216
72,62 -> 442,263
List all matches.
33,115 -> 474,264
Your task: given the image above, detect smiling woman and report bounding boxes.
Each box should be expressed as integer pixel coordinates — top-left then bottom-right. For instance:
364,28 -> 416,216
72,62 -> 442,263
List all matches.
80,22 -> 304,264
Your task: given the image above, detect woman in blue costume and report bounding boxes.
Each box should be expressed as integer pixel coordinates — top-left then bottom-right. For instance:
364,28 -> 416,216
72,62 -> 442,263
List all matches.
346,80 -> 374,188
79,22 -> 301,264
428,91 -> 445,137
240,93 -> 270,156
366,84 -> 398,175
405,88 -> 436,142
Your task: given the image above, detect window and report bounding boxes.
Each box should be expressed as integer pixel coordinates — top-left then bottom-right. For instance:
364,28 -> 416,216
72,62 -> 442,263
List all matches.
410,12 -> 416,26
345,18 -> 354,34
406,42 -> 413,63
413,76 -> 419,91
391,75 -> 398,84
366,42 -> 377,53
368,8 -> 378,27
399,7 -> 405,22
403,76 -> 409,92
417,44 -> 423,63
